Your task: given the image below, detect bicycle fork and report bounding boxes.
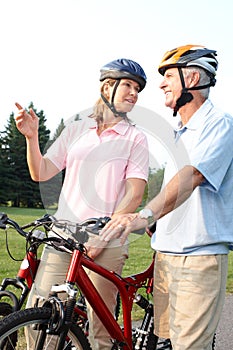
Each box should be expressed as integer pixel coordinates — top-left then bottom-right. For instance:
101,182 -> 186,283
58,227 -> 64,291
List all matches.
36,283 -> 77,350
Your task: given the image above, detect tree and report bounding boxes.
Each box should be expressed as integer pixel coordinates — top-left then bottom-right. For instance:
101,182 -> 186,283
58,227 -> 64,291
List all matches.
40,118 -> 66,209
142,167 -> 165,206
1,103 -> 51,207
52,118 -> 65,141
0,133 -> 12,205
40,115 -> 81,209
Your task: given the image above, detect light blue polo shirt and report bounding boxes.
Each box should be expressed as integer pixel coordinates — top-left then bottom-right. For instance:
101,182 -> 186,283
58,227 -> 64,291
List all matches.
151,99 -> 233,255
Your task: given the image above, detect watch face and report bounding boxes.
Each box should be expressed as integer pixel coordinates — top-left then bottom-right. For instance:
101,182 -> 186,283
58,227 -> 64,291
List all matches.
140,208 -> 153,219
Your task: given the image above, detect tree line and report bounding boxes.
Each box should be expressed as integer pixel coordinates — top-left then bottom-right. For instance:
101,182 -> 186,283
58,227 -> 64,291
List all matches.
0,103 -> 164,209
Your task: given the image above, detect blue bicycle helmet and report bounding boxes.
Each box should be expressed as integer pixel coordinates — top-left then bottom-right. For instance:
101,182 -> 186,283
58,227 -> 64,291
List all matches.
100,58 -> 147,92
99,58 -> 147,118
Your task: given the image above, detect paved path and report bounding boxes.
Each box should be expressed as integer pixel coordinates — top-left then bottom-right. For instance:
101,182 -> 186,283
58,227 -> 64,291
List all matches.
215,294 -> 233,349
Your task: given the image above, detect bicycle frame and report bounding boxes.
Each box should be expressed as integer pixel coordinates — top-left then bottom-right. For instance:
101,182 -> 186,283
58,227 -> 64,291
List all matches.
0,245 -> 40,311
0,213 -> 156,349
55,246 -> 155,349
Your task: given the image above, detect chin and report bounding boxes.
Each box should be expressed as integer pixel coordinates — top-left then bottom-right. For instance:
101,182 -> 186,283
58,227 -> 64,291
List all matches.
165,100 -> 174,109
125,104 -> 135,112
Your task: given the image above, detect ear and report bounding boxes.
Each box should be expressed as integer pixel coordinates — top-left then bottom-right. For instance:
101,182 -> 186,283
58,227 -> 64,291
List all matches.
103,82 -> 110,99
189,71 -> 200,88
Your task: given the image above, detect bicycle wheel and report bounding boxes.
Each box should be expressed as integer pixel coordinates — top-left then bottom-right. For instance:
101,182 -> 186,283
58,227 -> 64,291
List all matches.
0,303 -> 13,319
0,307 -> 91,350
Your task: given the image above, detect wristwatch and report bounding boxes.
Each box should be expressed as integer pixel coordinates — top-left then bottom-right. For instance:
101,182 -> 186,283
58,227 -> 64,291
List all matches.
139,208 -> 154,225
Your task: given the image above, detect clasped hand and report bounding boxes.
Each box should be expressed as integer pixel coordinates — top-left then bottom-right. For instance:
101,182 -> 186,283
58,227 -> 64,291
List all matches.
99,212 -> 148,244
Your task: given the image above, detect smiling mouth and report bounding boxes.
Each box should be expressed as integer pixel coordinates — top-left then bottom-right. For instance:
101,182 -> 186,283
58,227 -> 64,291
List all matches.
125,99 -> 135,104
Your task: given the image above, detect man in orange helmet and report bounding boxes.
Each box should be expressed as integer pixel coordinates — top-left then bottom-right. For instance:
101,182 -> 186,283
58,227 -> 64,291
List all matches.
101,45 -> 233,349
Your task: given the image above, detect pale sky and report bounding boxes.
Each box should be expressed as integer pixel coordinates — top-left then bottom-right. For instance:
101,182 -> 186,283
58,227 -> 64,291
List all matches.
1,0 -> 232,136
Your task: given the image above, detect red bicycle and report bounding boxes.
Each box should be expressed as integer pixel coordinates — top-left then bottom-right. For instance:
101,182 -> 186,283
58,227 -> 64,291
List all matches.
0,213 -> 108,335
0,213 -> 171,349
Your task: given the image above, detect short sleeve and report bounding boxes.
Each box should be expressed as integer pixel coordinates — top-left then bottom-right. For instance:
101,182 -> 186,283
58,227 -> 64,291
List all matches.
191,114 -> 233,191
126,131 -> 149,182
44,120 -> 92,170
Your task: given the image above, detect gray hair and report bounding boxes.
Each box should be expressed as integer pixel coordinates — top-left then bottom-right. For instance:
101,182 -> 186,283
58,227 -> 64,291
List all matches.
183,66 -> 210,99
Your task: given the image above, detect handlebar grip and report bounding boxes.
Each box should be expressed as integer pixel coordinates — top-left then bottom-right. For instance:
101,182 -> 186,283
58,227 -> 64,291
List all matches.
76,216 -> 111,237
132,221 -> 157,235
21,214 -> 54,229
148,221 -> 157,234
0,212 -> 8,229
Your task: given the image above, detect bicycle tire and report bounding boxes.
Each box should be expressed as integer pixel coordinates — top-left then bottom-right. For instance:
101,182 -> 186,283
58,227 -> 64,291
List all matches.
0,307 -> 91,350
0,303 -> 13,319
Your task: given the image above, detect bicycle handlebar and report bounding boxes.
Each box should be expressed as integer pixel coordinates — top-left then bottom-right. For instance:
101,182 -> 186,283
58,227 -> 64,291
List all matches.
20,214 -> 54,230
0,212 -> 111,250
0,212 -> 156,254
0,212 -> 26,236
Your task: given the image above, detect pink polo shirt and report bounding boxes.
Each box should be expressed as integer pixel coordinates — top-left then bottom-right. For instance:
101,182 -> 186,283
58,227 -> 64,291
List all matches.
45,118 -> 149,222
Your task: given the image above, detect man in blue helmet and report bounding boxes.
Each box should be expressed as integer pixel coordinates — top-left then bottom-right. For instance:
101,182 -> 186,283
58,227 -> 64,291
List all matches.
15,58 -> 149,349
101,45 -> 233,349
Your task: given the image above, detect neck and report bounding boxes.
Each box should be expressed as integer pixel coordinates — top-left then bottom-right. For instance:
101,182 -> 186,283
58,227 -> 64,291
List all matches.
179,95 -> 207,125
97,112 -> 123,135
104,109 -> 123,124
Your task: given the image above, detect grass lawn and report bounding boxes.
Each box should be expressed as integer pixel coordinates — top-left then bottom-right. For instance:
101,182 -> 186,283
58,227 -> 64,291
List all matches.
0,206 -> 233,322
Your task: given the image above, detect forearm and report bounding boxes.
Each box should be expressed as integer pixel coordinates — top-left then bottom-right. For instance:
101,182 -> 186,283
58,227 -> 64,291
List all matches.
25,135 -> 43,181
100,166 -> 205,244
147,165 -> 205,220
26,136 -> 58,181
112,178 -> 146,217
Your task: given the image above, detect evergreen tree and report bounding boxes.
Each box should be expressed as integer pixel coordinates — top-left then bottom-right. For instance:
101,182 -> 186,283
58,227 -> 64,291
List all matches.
52,118 -> 65,141
40,118 -> 66,209
40,115 -> 81,210
0,132 -> 12,205
1,103 -> 51,208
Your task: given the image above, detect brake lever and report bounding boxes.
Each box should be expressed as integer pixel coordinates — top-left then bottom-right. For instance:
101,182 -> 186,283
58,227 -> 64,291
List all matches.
146,221 -> 157,237
72,217 -> 111,243
0,212 -> 8,229
85,216 -> 111,235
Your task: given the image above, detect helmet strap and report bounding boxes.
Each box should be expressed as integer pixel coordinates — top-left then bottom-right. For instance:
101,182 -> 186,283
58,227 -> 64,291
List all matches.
173,68 -> 216,116
101,80 -> 127,118
173,67 -> 193,116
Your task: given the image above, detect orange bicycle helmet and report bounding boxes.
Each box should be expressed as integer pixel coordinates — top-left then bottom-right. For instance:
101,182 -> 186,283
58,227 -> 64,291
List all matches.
158,45 -> 218,76
158,45 -> 218,116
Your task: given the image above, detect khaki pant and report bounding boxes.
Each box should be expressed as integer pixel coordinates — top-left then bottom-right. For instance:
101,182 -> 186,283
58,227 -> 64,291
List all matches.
153,252 -> 228,350
26,243 -> 127,350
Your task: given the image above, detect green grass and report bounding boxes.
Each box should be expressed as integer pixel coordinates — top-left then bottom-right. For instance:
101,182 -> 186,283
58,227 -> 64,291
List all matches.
0,206 -> 153,281
0,207 -> 154,321
0,206 -> 233,322
0,207 -> 46,302
0,207 -> 46,279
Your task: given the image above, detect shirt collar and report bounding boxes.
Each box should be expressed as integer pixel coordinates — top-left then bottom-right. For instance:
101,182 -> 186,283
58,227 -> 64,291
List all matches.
90,119 -> 131,136
112,119 -> 131,135
175,99 -> 214,132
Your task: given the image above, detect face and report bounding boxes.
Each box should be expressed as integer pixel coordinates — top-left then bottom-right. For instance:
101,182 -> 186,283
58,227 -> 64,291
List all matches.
107,79 -> 140,113
159,68 -> 183,109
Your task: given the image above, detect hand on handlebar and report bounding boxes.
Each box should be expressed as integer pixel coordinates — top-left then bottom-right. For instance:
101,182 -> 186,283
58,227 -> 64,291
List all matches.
100,213 -> 148,245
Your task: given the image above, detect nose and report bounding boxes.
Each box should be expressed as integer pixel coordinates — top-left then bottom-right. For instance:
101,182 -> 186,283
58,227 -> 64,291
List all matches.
159,78 -> 167,90
130,86 -> 139,96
